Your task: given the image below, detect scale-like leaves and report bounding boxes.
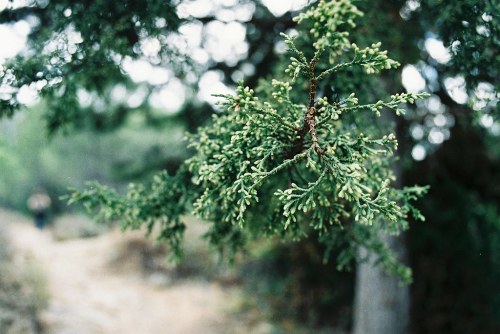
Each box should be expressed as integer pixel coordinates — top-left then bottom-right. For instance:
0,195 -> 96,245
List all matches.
70,0 -> 429,282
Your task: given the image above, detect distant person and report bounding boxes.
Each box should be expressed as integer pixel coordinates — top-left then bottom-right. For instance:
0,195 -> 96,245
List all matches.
27,188 -> 51,229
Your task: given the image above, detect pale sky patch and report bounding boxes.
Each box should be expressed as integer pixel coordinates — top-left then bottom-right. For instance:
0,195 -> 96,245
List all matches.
260,0 -> 309,17
428,127 -> 444,145
121,58 -> 172,85
0,0 -> 8,11
444,76 -> 468,104
177,0 -> 213,18
197,70 -> 233,105
126,87 -> 148,109
16,84 -> 38,106
402,65 -> 426,93
204,20 -> 247,65
140,37 -> 161,58
425,37 -> 451,64
0,25 -> 26,60
480,114 -> 494,128
149,79 -> 186,113
411,144 -> 426,161
110,84 -> 127,103
410,124 -> 424,140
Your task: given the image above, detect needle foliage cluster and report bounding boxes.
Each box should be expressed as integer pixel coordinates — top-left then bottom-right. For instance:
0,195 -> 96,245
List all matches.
69,0 -> 428,283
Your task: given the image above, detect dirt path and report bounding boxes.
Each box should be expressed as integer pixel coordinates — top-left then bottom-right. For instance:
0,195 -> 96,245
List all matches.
3,211 -> 258,334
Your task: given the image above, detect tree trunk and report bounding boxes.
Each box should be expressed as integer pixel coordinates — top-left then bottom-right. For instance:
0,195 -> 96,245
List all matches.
352,107 -> 410,334
352,232 -> 409,334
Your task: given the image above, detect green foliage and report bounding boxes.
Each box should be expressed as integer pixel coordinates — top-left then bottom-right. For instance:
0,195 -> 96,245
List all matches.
0,105 -> 186,212
419,0 -> 499,92
294,0 -> 362,53
0,0 -> 184,132
70,0 -> 428,282
69,169 -> 191,261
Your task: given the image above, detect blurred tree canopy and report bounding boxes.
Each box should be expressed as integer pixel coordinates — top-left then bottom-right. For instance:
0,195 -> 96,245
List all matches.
0,0 -> 183,130
0,0 -> 498,333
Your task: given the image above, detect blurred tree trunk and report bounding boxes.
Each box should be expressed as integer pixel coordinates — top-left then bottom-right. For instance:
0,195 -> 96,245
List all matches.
352,234 -> 409,334
352,110 -> 409,334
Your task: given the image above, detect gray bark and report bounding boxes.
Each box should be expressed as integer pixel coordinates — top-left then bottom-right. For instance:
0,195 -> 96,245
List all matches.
352,233 -> 409,334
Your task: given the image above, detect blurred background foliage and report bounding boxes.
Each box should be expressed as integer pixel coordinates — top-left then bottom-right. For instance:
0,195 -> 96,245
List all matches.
0,0 -> 498,333
0,106 -> 188,213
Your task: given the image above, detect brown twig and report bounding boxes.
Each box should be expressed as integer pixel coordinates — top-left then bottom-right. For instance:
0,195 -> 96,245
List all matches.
284,58 -> 324,159
306,59 -> 323,155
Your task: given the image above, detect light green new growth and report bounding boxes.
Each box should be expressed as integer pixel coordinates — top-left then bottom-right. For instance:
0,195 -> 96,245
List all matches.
70,0 -> 429,283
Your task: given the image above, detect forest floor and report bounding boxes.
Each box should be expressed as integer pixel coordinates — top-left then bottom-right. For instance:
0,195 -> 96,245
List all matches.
2,209 -> 267,334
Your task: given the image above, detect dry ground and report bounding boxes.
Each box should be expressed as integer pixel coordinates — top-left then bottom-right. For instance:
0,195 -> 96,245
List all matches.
2,210 -> 267,334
